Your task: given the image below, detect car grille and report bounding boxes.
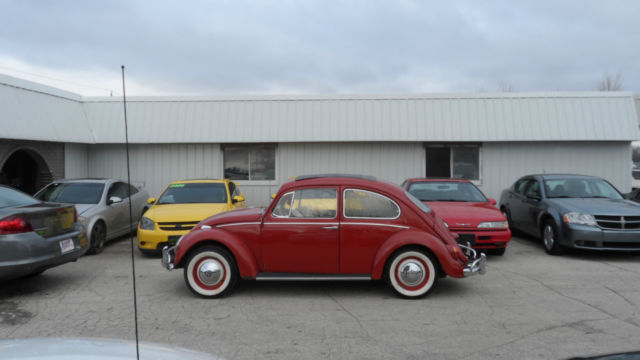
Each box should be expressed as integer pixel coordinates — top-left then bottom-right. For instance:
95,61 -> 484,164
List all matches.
158,221 -> 199,231
594,215 -> 640,230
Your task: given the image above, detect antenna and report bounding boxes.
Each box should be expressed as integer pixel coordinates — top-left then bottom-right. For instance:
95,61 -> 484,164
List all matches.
121,65 -> 140,360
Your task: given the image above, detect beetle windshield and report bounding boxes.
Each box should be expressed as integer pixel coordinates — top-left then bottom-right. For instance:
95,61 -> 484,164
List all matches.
34,182 -> 105,204
544,178 -> 624,199
407,181 -> 488,202
157,183 -> 228,204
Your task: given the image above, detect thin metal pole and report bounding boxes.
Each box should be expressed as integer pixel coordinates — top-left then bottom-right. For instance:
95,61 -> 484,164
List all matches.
121,65 -> 140,360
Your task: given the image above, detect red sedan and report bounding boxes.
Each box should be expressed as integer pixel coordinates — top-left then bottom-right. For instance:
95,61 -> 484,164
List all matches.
162,174 -> 486,299
403,178 -> 511,255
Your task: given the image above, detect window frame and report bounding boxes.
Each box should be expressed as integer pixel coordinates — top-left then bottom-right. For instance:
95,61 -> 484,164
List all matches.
424,143 -> 482,185
221,144 -> 278,185
342,188 -> 401,220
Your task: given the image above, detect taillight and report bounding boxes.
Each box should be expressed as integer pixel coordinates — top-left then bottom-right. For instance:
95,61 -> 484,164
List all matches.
0,215 -> 33,234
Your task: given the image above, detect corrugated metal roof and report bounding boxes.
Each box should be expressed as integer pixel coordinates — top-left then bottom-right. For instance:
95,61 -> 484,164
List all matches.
1,74 -> 639,144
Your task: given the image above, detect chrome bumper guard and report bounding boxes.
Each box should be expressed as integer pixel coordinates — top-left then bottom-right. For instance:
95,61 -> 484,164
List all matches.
459,244 -> 487,277
161,245 -> 176,270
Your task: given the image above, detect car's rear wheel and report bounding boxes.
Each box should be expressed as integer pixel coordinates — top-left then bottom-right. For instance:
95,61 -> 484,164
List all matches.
87,221 -> 106,255
184,246 -> 238,298
542,220 -> 564,255
385,249 -> 438,299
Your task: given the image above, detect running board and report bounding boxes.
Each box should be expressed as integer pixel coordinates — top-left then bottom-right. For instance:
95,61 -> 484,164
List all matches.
255,273 -> 371,281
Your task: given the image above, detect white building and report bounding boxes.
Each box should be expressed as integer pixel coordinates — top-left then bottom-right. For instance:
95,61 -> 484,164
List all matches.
1,74 -> 639,206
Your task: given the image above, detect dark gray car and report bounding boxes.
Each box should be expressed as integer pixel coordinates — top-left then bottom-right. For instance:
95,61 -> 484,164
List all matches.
499,174 -> 640,255
0,185 -> 87,281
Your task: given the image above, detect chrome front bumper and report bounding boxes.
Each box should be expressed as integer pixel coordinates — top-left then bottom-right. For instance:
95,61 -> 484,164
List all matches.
161,245 -> 176,270
459,244 -> 487,277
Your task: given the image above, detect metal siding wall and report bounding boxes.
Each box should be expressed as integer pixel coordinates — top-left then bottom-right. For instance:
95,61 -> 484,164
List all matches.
480,142 -> 632,201
64,143 -> 88,178
87,144 -> 222,198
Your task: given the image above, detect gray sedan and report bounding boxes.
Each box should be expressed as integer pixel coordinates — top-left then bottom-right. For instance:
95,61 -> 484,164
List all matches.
0,185 -> 87,281
35,179 -> 149,255
499,174 -> 640,254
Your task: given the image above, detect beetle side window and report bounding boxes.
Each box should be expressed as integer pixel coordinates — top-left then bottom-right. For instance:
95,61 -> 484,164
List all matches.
272,188 -> 338,218
272,192 -> 294,217
343,189 -> 400,219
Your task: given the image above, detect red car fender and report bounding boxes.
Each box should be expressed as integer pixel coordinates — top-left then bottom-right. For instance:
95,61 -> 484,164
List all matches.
174,228 -> 260,279
370,229 -> 465,280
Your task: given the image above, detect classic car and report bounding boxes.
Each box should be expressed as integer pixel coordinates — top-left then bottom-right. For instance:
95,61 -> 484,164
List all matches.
35,179 -> 149,255
402,178 -> 511,255
162,174 -> 486,299
138,179 -> 246,253
0,185 -> 88,280
499,174 -> 640,254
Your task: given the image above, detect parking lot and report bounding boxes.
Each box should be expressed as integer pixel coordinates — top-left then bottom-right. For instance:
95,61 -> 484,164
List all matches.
1,235 -> 639,360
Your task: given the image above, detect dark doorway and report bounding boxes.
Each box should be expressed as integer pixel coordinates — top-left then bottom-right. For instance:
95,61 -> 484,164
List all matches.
0,149 -> 52,195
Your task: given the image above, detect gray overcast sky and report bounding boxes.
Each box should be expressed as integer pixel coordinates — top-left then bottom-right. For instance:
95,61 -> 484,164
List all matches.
1,0 -> 639,96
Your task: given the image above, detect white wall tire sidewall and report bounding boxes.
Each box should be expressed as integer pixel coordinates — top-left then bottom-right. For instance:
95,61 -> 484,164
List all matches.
389,251 -> 436,298
186,251 -> 232,297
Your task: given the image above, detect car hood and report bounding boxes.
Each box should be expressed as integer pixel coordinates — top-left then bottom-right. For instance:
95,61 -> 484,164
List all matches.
548,198 -> 640,216
145,203 -> 230,222
424,201 -> 505,228
0,337 -> 221,359
202,207 -> 264,226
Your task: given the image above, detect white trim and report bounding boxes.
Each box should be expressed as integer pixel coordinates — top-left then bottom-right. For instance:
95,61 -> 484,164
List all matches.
341,222 -> 410,230
216,222 -> 261,228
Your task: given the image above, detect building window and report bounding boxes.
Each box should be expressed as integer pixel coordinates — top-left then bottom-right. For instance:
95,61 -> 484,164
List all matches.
223,145 -> 276,181
426,145 -> 480,181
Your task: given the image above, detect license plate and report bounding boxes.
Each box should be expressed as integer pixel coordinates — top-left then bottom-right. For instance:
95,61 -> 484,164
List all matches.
59,238 -> 75,254
457,233 -> 476,246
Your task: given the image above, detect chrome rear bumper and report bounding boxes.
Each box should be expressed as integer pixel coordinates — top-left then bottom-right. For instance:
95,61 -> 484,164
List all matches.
161,245 -> 176,270
459,244 -> 487,277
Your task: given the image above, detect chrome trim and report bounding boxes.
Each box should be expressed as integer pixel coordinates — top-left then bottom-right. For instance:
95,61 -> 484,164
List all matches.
197,260 -> 223,286
201,225 -> 212,230
343,188 -> 402,220
341,222 -> 410,229
256,275 -> 371,281
161,245 -> 176,271
264,222 -> 339,226
322,225 -> 339,230
459,244 -> 486,277
216,222 -> 261,228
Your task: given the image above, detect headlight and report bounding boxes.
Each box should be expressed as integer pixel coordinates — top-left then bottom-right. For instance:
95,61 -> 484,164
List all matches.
478,221 -> 509,229
140,217 -> 155,230
443,221 -> 449,228
563,212 -> 597,226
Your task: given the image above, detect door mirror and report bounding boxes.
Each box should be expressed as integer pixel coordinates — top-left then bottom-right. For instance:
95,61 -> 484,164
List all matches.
232,195 -> 245,204
147,197 -> 156,205
107,196 -> 123,205
488,198 -> 497,206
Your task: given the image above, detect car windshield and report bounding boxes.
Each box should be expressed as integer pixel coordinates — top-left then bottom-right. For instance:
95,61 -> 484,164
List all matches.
34,183 -> 105,204
157,183 -> 227,204
544,178 -> 624,199
407,181 -> 488,202
0,186 -> 39,208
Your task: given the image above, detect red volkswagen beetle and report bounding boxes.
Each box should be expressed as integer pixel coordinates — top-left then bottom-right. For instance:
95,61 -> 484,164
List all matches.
402,178 -> 511,255
162,175 -> 486,299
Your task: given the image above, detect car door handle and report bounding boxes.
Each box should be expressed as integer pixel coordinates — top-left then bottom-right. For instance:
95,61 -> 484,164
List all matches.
322,226 -> 339,230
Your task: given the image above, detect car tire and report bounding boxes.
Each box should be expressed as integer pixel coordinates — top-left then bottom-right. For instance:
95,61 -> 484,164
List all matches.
87,221 -> 106,255
385,248 -> 438,299
541,220 -> 564,255
184,246 -> 238,298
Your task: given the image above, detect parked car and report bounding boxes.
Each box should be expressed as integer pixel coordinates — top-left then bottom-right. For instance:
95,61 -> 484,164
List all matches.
162,174 -> 486,299
402,178 -> 511,255
34,179 -> 149,255
0,185 -> 88,281
138,179 -> 247,253
499,174 -> 640,254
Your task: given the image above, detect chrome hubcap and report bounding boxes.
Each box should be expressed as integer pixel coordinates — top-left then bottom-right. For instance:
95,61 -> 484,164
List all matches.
198,260 -> 223,286
398,260 -> 425,286
543,225 -> 554,249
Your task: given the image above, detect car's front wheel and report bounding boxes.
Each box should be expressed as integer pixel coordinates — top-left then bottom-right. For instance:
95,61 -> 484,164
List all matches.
542,220 -> 564,255
87,221 -> 106,255
184,246 -> 238,298
385,248 -> 438,299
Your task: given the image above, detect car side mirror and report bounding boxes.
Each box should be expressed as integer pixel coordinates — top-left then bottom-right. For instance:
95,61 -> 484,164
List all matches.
488,198 -> 497,206
147,197 -> 156,205
107,196 -> 123,205
232,195 -> 245,204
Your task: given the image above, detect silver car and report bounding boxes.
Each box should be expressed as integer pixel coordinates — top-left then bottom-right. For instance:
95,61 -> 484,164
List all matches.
34,179 -> 149,255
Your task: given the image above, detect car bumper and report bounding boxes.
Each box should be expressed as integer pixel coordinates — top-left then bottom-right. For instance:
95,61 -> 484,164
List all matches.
162,245 -> 176,270
454,229 -> 511,249
458,245 -> 487,277
0,225 -> 88,281
562,224 -> 640,251
137,228 -> 188,251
